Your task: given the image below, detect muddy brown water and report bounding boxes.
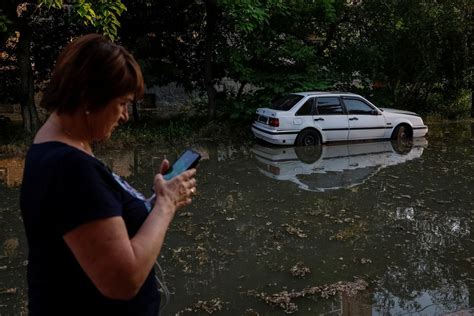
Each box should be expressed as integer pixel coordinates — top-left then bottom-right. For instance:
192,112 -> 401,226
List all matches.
0,122 -> 473,315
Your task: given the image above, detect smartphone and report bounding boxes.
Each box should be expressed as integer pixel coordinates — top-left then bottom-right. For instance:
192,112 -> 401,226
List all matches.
163,148 -> 201,181
147,149 -> 201,204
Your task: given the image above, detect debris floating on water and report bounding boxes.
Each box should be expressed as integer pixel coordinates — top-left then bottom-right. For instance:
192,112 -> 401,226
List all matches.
175,298 -> 227,315
289,262 -> 311,278
281,224 -> 307,238
250,279 -> 368,314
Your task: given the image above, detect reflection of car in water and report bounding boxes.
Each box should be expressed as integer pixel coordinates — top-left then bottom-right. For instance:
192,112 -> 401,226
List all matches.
252,138 -> 428,192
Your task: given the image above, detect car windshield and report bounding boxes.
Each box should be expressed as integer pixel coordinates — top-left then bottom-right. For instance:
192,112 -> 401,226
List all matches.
270,94 -> 304,111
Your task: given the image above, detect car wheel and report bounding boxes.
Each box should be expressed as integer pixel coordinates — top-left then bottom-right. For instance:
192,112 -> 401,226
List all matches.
391,124 -> 412,140
296,129 -> 321,146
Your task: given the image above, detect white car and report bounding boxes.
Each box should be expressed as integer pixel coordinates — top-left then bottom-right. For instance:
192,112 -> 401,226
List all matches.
251,92 -> 428,146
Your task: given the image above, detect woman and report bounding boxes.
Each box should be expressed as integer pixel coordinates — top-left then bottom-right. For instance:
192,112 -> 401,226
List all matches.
20,34 -> 197,315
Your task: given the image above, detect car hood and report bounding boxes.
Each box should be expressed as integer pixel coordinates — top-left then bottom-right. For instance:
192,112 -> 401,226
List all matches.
380,108 -> 420,116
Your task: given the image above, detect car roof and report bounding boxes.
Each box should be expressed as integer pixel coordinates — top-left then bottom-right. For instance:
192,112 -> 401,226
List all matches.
292,91 -> 361,97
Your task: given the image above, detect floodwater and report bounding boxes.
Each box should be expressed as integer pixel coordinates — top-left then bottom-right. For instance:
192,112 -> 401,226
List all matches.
0,122 -> 473,315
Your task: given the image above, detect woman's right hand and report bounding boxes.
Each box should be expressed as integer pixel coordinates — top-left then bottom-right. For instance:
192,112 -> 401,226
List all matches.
64,159 -> 197,301
152,159 -> 197,218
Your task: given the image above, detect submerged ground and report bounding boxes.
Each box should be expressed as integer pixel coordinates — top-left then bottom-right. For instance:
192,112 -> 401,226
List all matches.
0,121 -> 473,315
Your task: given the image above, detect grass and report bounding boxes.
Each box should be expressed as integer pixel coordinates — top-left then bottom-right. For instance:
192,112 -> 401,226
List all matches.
0,121 -> 33,155
107,113 -> 253,148
425,116 -> 474,124
0,114 -> 254,155
1,109 -> 471,156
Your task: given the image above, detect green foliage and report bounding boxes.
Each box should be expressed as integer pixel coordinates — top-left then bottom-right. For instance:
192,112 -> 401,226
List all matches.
2,0 -> 472,125
39,0 -> 63,9
107,110 -> 250,147
159,120 -> 193,142
427,89 -> 472,120
218,0 -> 342,118
0,121 -> 33,152
0,0 -> 127,106
73,0 -> 127,40
35,0 -> 127,40
218,0 -> 286,33
332,0 -> 472,115
220,94 -> 260,121
0,15 -> 13,34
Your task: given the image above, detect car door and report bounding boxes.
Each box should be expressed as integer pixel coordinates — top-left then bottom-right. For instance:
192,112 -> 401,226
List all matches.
342,97 -> 386,140
314,97 -> 349,141
293,97 -> 316,128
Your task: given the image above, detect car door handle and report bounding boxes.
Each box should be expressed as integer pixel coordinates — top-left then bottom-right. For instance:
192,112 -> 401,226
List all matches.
314,118 -> 324,121
349,117 -> 359,121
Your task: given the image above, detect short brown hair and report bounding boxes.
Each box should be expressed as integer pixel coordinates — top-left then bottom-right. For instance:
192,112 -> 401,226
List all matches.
40,34 -> 144,114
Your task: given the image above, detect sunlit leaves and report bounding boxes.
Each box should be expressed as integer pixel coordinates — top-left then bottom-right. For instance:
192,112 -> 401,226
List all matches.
38,0 -> 63,9
36,0 -> 127,40
73,0 -> 127,40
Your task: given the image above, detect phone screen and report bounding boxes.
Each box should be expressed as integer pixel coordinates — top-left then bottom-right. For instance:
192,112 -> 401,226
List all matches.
163,150 -> 201,181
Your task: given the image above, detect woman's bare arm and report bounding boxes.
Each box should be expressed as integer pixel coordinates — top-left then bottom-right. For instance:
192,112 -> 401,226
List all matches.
64,167 -> 196,300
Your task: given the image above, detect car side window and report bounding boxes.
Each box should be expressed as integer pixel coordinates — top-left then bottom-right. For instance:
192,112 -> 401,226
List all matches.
295,98 -> 314,116
344,98 -> 375,114
316,97 -> 344,115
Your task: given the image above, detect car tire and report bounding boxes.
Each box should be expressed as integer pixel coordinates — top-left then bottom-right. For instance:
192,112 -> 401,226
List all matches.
391,124 -> 412,140
295,129 -> 321,146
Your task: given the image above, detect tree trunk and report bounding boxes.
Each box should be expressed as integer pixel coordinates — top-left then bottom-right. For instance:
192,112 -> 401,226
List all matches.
132,101 -> 139,121
237,82 -> 247,99
470,90 -> 473,118
18,22 -> 40,133
204,0 -> 218,119
471,120 -> 473,141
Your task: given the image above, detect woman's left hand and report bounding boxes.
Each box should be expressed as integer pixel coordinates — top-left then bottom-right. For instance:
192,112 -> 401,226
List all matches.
152,159 -> 197,218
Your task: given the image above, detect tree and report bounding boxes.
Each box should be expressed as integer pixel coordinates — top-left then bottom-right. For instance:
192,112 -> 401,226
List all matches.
331,0 -> 473,116
1,1 -> 40,133
0,0 -> 127,133
94,0 -> 474,120
119,0 -> 346,119
217,0 -> 347,117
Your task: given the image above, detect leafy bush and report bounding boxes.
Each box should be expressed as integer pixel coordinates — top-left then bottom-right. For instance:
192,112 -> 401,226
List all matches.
427,89 -> 472,120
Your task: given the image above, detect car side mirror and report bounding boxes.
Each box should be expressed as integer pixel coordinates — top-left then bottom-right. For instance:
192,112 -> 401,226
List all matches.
372,110 -> 380,115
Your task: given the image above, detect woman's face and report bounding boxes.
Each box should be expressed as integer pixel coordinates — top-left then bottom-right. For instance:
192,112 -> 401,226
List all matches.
88,93 -> 133,141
